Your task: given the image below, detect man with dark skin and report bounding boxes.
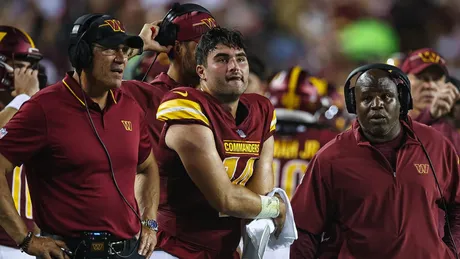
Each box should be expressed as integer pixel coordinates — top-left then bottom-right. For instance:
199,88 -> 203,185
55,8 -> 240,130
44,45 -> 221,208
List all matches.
290,68 -> 460,258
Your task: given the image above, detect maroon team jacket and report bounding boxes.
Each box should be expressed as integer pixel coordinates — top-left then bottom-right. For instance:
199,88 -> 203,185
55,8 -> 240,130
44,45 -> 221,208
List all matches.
291,118 -> 460,259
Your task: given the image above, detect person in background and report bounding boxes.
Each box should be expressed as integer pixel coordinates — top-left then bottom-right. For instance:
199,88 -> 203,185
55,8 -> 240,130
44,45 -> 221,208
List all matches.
0,25 -> 44,259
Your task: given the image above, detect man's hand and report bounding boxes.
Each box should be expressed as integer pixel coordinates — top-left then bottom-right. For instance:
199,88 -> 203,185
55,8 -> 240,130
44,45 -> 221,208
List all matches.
26,235 -> 70,259
137,226 -> 157,258
273,194 -> 286,238
138,21 -> 173,53
430,82 -> 460,119
12,67 -> 39,97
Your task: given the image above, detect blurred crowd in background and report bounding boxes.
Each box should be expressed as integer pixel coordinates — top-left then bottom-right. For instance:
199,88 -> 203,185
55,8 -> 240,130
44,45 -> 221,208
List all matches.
2,0 -> 460,90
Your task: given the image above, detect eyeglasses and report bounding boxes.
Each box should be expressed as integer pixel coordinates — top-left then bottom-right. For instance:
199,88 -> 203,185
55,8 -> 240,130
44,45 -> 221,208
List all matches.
93,44 -> 131,57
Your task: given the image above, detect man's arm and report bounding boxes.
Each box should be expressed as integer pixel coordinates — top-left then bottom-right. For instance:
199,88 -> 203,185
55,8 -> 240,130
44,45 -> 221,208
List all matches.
165,124 -> 285,219
135,151 -> 159,220
135,151 -> 159,258
246,136 -> 274,195
0,153 -> 28,244
290,154 -> 333,258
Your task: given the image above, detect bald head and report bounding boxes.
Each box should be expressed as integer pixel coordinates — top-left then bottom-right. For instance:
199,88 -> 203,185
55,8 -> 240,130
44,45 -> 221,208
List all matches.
356,69 -> 397,90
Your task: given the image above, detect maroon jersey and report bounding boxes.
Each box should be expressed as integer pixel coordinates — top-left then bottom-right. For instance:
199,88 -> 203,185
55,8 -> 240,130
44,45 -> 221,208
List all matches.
0,73 -> 152,239
155,88 -> 276,258
0,165 -> 35,247
121,73 -> 186,154
273,127 -> 337,199
291,119 -> 460,258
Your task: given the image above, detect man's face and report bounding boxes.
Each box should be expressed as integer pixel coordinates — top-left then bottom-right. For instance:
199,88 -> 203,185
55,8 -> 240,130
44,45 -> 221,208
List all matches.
355,75 -> 401,139
408,65 -> 446,111
90,44 -> 128,89
7,59 -> 32,69
178,41 -> 199,84
198,44 -> 249,101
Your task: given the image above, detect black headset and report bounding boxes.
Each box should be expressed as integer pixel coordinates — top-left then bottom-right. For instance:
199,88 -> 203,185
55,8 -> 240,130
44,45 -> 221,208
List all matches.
68,14 -> 110,72
344,63 -> 413,117
154,3 -> 213,47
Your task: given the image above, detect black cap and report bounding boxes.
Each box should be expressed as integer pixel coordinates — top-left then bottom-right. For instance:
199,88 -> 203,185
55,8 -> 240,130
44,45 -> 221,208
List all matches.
71,14 -> 143,49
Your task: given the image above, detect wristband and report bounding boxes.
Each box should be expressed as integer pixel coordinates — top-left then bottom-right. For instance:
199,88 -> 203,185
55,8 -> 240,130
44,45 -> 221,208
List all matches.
255,195 -> 280,219
5,94 -> 30,110
18,231 -> 33,253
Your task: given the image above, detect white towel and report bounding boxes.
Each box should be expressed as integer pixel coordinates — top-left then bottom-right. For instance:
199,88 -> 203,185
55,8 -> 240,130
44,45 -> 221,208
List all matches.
242,188 -> 298,259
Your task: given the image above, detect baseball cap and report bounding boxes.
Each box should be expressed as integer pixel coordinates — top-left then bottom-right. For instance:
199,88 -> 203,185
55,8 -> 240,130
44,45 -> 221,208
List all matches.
400,48 -> 448,75
172,11 -> 218,42
75,15 -> 143,49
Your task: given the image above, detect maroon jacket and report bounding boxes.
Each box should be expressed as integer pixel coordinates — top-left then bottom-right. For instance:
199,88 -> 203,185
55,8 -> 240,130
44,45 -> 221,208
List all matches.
414,108 -> 460,154
291,118 -> 460,259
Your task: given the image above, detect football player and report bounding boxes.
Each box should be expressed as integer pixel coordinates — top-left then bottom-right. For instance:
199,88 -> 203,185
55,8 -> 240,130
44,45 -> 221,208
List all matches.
153,27 -> 286,259
0,25 -> 43,259
268,66 -> 339,199
263,67 -> 341,259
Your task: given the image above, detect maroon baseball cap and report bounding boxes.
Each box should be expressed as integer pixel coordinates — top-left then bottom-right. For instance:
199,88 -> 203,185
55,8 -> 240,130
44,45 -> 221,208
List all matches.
172,11 -> 218,42
400,48 -> 448,75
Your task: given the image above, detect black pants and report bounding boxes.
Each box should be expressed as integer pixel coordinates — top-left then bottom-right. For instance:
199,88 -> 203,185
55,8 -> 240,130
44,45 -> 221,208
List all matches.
38,232 -> 146,259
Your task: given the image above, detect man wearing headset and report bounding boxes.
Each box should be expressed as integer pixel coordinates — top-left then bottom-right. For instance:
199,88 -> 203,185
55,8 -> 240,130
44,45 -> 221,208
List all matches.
0,14 -> 162,259
123,3 -> 217,156
290,66 -> 460,258
0,25 -> 43,259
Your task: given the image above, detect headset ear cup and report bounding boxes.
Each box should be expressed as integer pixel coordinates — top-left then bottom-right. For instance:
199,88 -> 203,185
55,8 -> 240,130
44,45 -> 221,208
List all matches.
69,45 -> 78,69
349,88 -> 356,114
397,84 -> 410,115
80,41 -> 92,68
73,40 -> 92,70
345,86 -> 356,114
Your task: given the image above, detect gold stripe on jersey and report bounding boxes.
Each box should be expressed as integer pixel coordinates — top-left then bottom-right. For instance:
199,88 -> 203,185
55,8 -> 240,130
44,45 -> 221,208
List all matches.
157,99 -> 210,126
281,66 -> 302,110
224,140 -> 260,155
270,110 -> 277,132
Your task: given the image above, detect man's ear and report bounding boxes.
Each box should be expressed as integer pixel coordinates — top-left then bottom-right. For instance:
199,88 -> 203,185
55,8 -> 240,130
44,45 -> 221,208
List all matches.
196,65 -> 206,81
174,40 -> 181,56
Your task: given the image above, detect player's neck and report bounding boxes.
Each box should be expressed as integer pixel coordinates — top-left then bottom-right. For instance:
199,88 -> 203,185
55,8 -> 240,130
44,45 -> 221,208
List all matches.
167,63 -> 196,86
221,101 -> 240,118
73,72 -> 109,110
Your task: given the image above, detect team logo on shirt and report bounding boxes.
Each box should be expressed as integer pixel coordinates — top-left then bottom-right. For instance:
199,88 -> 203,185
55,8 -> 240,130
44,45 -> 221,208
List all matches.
414,164 -> 429,175
121,120 -> 132,131
0,128 -> 7,139
91,242 -> 104,251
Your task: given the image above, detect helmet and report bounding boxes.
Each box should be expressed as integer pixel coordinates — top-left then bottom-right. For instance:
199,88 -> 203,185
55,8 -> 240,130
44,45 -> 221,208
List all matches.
317,85 -> 354,132
268,66 -> 331,124
0,26 -> 42,91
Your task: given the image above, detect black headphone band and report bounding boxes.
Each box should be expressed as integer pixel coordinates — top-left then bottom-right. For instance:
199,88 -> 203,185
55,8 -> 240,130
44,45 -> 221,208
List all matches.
163,3 -> 212,24
344,63 -> 413,115
345,63 -> 410,90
